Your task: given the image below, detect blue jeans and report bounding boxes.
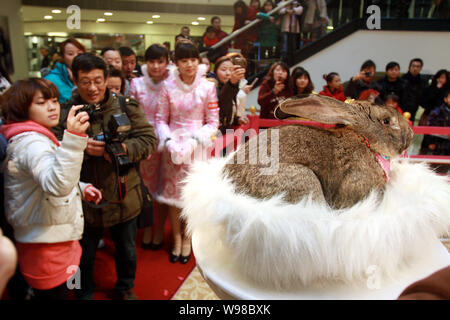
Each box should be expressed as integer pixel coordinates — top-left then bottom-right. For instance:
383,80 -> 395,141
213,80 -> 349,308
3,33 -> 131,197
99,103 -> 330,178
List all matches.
75,216 -> 138,300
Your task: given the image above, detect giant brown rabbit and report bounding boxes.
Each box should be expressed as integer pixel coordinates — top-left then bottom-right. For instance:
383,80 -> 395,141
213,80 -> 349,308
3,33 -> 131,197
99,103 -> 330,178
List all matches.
224,94 -> 414,209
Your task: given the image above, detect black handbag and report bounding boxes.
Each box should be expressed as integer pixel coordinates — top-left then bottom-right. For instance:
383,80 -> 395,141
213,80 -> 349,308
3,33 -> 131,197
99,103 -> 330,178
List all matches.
136,163 -> 154,229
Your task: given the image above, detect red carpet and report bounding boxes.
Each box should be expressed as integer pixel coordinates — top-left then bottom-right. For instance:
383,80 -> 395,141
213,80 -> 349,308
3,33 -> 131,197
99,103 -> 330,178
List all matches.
93,220 -> 196,300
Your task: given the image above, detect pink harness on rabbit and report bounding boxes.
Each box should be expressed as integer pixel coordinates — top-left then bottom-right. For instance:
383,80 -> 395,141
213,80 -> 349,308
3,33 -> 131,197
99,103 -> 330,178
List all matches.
364,137 -> 390,182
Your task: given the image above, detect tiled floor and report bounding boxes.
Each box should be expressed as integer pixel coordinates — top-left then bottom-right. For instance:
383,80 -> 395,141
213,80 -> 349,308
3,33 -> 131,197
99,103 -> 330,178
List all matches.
173,241 -> 450,300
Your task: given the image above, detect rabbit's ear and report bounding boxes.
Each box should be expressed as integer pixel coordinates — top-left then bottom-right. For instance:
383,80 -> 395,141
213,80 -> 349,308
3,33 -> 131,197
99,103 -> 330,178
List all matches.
275,94 -> 358,126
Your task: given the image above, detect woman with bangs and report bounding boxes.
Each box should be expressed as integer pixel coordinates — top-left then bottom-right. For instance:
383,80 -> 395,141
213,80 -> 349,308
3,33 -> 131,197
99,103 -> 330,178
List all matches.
290,66 -> 314,96
129,44 -> 171,251
155,41 -> 219,264
208,55 -> 250,134
0,78 -> 101,300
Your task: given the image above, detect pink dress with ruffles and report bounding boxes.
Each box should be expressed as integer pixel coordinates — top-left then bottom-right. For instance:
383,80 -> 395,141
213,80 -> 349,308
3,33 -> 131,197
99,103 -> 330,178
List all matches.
154,67 -> 219,208
129,64 -> 168,196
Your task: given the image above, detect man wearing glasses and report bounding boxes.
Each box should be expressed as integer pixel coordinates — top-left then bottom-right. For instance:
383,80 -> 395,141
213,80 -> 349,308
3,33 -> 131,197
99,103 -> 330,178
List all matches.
53,53 -> 157,300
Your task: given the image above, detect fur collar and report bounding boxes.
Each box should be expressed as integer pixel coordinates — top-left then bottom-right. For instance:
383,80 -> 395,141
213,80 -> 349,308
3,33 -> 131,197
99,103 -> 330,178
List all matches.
173,63 -> 207,92
141,64 -> 167,92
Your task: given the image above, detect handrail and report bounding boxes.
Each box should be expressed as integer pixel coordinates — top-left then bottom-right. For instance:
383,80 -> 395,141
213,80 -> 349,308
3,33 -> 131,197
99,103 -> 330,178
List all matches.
201,0 -> 296,56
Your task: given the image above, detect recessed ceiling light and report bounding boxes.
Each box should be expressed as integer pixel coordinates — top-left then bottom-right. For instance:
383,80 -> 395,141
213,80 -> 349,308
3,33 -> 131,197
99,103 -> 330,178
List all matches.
152,15 -> 160,19
104,12 -> 113,16
146,21 -> 153,24
197,17 -> 206,21
97,18 -> 105,22
44,15 -> 53,20
51,9 -> 62,14
191,21 -> 199,25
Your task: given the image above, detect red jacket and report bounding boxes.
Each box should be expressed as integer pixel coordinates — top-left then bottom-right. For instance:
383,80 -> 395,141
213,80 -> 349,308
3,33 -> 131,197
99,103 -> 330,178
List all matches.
233,6 -> 258,44
258,79 -> 293,119
319,85 -> 346,102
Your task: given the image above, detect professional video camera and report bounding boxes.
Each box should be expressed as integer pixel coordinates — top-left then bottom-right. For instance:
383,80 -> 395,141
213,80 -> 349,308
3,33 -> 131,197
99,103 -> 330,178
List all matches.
76,104 -> 133,177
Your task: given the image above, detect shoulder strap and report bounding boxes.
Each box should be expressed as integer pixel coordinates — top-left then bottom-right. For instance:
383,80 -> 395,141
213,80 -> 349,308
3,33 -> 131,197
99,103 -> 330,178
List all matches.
117,94 -> 128,114
116,94 -> 148,190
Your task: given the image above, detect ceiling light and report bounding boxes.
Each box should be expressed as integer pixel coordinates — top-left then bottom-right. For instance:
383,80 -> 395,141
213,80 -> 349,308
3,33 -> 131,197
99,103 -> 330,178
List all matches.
51,9 -> 62,14
191,21 -> 199,25
44,15 -> 53,20
327,26 -> 334,30
146,21 -> 153,24
197,17 -> 206,21
97,18 -> 105,22
152,15 -> 160,19
104,12 -> 113,16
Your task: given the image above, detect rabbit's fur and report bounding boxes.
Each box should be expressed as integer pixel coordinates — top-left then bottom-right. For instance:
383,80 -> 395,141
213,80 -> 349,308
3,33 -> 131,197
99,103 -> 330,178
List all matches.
224,94 -> 414,209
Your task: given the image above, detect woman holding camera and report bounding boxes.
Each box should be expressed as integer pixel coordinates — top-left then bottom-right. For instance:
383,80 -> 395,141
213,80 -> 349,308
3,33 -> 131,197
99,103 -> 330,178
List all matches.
258,61 -> 292,119
0,78 -> 101,300
207,54 -> 251,134
155,41 -> 219,264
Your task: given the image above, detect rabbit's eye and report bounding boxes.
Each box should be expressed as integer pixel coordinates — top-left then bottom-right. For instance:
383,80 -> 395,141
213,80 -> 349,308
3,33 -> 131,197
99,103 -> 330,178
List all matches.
382,118 -> 390,125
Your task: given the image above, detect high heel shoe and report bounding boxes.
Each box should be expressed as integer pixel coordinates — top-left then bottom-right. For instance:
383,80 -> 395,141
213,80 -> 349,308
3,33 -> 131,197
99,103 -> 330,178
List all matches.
169,252 -> 180,263
149,241 -> 163,251
179,254 -> 191,264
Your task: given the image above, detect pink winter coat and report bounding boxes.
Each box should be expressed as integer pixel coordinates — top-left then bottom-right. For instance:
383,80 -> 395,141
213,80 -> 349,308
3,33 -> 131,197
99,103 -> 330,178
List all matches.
129,64 -> 170,196
154,66 -> 219,207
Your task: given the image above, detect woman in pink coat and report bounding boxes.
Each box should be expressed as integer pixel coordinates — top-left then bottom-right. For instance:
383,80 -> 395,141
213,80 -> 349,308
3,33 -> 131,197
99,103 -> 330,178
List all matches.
129,44 -> 171,251
155,41 -> 219,264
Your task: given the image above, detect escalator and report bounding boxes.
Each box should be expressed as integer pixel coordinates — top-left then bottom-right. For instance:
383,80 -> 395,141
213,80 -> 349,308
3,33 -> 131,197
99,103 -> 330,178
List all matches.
208,0 -> 450,86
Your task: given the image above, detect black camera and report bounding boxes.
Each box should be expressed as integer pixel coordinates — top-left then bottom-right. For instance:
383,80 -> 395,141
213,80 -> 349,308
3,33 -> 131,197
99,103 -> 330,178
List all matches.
75,104 -> 102,122
94,113 -> 133,176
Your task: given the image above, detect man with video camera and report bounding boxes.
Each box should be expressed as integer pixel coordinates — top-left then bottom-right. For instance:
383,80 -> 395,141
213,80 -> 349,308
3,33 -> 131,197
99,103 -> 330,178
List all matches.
53,53 -> 157,300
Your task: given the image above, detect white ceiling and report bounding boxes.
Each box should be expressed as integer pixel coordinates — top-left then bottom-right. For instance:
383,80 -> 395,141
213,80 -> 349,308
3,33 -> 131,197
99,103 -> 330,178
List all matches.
21,5 -> 235,27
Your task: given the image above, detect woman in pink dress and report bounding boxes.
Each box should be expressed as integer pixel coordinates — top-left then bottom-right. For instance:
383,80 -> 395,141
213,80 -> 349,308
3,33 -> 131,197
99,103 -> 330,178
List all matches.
155,41 -> 219,264
129,44 -> 170,250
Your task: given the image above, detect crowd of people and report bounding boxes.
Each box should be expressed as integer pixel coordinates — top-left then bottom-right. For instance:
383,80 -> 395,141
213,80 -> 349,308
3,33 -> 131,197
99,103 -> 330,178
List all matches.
0,0 -> 449,302
257,58 -> 449,155
196,0 -> 449,66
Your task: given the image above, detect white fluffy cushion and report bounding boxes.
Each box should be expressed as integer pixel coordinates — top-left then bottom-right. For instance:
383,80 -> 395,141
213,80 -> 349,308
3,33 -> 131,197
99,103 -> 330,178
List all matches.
181,157 -> 450,289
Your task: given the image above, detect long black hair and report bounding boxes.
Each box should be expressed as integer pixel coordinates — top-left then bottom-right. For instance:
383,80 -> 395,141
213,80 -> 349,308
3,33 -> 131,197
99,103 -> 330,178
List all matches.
174,41 -> 200,62
431,69 -> 449,88
234,0 -> 249,26
290,66 -> 314,95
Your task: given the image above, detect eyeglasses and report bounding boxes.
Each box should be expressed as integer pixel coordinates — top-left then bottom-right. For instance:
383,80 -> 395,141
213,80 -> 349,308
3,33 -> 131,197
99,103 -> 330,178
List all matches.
78,78 -> 105,88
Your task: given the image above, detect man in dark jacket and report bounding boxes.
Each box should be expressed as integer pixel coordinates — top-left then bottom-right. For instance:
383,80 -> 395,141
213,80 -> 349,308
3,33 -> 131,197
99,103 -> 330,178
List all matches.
53,53 -> 157,300
401,58 -> 427,122
375,61 -> 406,105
